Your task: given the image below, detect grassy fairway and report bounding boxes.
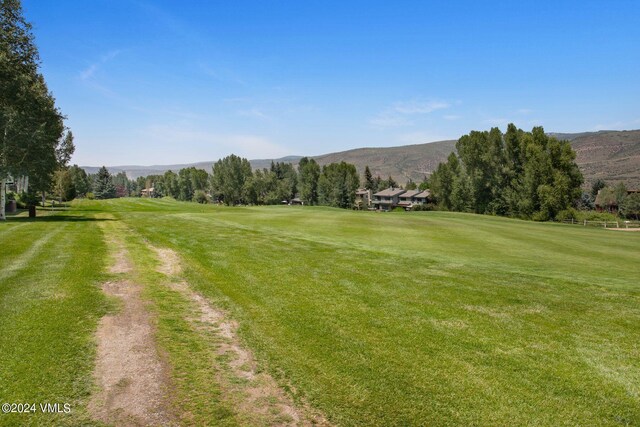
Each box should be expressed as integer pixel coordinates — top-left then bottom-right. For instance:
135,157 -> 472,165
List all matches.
77,198 -> 639,426
0,212 -> 109,426
2,199 -> 639,426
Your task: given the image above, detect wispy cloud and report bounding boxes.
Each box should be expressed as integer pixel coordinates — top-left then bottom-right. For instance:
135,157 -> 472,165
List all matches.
370,99 -> 451,128
516,108 -> 534,115
198,62 -> 246,85
237,108 -> 270,120
80,49 -> 122,81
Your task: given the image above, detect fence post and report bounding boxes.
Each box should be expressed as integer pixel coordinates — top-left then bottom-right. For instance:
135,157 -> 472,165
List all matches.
616,221 -> 619,228
584,220 -> 586,226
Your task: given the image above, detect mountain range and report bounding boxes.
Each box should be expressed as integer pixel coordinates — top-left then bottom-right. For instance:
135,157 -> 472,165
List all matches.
82,129 -> 640,189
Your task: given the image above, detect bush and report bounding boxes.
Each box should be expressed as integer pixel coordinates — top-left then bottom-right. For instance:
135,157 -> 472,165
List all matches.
86,192 -> 95,200
532,211 -> 550,222
580,211 -> 619,222
193,190 -> 209,204
556,208 -> 579,221
17,191 -> 40,207
412,203 -> 436,212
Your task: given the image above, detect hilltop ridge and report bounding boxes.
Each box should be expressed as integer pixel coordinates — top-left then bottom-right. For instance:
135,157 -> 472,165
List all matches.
83,129 -> 640,188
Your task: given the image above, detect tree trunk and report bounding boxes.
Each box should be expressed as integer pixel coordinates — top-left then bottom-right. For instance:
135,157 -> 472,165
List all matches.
0,179 -> 6,221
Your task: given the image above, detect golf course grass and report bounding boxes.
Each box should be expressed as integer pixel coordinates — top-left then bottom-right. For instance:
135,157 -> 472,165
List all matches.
1,198 -> 639,426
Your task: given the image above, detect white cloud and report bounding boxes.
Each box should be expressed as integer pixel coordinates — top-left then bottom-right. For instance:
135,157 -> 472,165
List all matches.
516,108 -> 534,115
443,114 -> 461,121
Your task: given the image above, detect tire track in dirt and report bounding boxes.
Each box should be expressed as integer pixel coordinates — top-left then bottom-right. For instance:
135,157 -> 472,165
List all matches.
152,245 -> 329,426
89,228 -> 175,426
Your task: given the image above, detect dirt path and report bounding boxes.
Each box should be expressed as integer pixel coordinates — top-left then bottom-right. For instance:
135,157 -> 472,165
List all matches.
89,232 -> 175,426
152,245 -> 329,426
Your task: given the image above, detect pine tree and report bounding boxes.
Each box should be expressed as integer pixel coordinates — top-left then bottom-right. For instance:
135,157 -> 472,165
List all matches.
93,166 -> 116,199
364,165 -> 374,190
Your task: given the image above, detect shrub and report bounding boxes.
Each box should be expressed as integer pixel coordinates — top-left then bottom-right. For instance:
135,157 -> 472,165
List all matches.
412,203 -> 436,212
193,190 -> 209,204
580,211 -> 619,222
556,208 -> 579,221
86,192 -> 95,200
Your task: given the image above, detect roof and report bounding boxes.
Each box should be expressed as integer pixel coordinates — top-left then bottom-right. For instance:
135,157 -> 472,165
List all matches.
373,187 -> 406,197
399,190 -> 420,199
414,190 -> 431,199
355,189 -> 370,195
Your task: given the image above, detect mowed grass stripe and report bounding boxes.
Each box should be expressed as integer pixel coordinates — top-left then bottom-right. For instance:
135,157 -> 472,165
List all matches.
103,199 -> 639,426
0,216 -> 109,427
0,226 -> 66,283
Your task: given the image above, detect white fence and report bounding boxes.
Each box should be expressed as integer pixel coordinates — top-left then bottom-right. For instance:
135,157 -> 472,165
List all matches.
559,219 -> 640,228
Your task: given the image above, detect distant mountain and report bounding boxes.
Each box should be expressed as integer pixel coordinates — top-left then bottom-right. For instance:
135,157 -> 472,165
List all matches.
568,130 -> 640,189
82,129 -> 640,189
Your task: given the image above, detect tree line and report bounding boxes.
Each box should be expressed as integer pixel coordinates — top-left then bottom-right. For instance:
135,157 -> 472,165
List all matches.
429,124 -> 584,220
69,157 -> 363,209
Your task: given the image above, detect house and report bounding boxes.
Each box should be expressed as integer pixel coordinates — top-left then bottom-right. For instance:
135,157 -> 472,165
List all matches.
595,188 -> 639,212
372,187 -> 406,211
397,190 -> 421,209
290,197 -> 304,205
354,188 -> 372,209
413,189 -> 432,205
140,187 -> 155,197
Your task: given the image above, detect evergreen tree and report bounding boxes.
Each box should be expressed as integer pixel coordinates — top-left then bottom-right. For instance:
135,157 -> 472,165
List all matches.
590,179 -> 606,199
364,165 -> 374,190
69,165 -> 90,197
93,166 -> 116,199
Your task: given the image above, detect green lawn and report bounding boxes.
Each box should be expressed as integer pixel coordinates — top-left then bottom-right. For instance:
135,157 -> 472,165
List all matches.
0,210 -> 109,426
2,198 -> 639,426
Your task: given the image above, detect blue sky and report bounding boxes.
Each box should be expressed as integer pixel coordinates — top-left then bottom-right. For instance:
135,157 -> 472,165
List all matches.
23,0 -> 640,166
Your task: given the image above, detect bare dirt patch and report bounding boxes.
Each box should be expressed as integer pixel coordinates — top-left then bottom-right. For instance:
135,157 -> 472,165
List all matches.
151,245 -> 329,426
89,242 -> 174,426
